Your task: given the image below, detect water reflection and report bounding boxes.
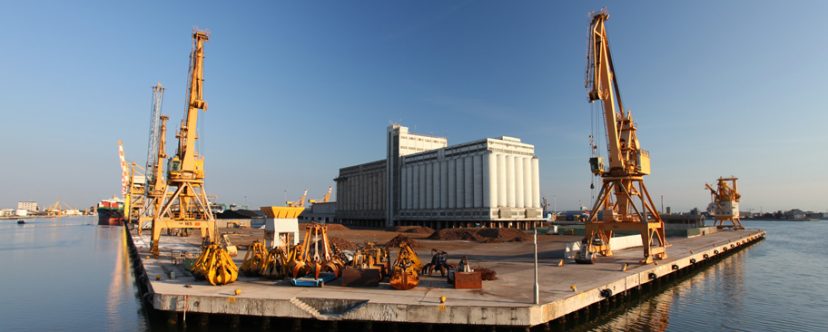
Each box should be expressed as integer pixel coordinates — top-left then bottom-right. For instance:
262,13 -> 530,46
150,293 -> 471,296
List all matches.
106,227 -> 133,330
586,220 -> 828,332
0,219 -> 824,331
589,243 -> 750,332
0,217 -> 147,331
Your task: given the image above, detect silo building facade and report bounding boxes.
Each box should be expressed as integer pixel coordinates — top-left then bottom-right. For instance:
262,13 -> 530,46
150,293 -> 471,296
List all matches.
335,124 -> 542,229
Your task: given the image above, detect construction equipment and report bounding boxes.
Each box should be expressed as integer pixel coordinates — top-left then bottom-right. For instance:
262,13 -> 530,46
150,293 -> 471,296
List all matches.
349,242 -> 390,277
45,200 -> 77,217
117,140 -> 132,220
286,190 -> 308,207
139,114 -> 169,234
139,84 -> 168,234
580,10 -> 668,264
150,30 -> 217,256
115,140 -> 148,225
706,177 -> 744,230
240,240 -> 268,276
389,241 -> 421,290
287,224 -> 345,282
118,140 -> 129,199
260,246 -> 295,279
309,186 -> 332,204
341,242 -> 390,286
125,162 -> 147,223
191,243 -> 238,285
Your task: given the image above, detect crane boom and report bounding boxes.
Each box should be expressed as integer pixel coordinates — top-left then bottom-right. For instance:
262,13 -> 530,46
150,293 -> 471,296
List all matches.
322,186 -> 332,203
146,83 -> 165,184
178,31 -> 209,172
118,140 -> 129,198
579,10 -> 667,265
587,12 -> 625,172
586,11 -> 649,177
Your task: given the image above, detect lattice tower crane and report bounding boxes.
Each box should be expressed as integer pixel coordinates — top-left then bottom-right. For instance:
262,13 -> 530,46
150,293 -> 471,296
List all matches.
138,83 -> 168,233
145,83 -> 164,185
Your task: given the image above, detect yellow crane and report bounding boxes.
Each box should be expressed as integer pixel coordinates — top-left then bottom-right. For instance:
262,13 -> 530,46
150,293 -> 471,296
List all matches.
139,115 -> 169,235
46,200 -> 72,217
579,10 -> 668,264
150,30 -> 217,256
309,186 -> 332,204
286,189 -> 308,207
125,162 -> 147,223
138,83 -> 168,234
705,177 -> 743,230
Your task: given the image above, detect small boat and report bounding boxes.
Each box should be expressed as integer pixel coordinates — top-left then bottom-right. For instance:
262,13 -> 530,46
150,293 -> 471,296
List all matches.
17,220 -> 25,225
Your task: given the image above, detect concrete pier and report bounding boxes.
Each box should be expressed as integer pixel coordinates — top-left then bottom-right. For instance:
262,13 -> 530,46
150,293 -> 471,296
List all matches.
126,226 -> 764,329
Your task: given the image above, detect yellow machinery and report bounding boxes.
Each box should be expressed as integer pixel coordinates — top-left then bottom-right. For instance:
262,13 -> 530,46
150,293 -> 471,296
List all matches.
138,83 -> 168,234
286,190 -> 308,207
260,206 -> 304,219
240,240 -> 269,276
350,242 -> 390,278
125,162 -> 147,224
389,241 -> 420,290
288,224 -> 345,279
706,177 -> 744,230
45,200 -> 77,217
260,246 -> 295,279
308,186 -> 332,204
115,140 -> 147,225
150,31 -> 217,256
580,10 -> 668,264
139,115 -> 169,234
191,243 -> 238,285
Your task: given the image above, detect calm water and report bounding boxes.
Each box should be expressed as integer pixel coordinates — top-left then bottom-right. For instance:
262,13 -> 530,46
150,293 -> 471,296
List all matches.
0,217 -> 825,331
583,219 -> 828,332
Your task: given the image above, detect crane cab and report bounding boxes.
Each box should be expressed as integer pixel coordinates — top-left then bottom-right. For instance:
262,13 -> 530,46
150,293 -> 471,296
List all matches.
635,150 -> 651,175
590,156 -> 605,176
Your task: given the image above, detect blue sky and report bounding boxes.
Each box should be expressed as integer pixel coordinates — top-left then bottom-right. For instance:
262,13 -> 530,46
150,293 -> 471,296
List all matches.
1,1 -> 826,212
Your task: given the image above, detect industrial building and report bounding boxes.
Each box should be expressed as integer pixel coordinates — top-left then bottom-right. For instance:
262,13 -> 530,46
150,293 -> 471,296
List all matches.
17,201 -> 38,212
335,124 -> 543,229
298,202 -> 336,223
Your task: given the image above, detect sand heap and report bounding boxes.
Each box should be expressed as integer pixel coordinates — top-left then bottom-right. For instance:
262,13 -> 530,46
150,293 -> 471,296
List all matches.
389,226 -> 435,235
324,223 -> 350,231
428,228 -> 529,243
384,234 -> 419,248
328,236 -> 357,251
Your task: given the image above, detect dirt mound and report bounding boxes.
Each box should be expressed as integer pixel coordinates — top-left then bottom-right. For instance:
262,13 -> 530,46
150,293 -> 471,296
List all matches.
428,229 -> 481,241
390,226 -> 435,234
328,236 -> 357,251
428,228 -> 529,243
324,223 -> 350,231
384,234 -> 419,248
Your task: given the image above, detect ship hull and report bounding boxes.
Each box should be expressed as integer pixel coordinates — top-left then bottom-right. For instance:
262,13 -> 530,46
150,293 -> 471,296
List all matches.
97,209 -> 123,226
